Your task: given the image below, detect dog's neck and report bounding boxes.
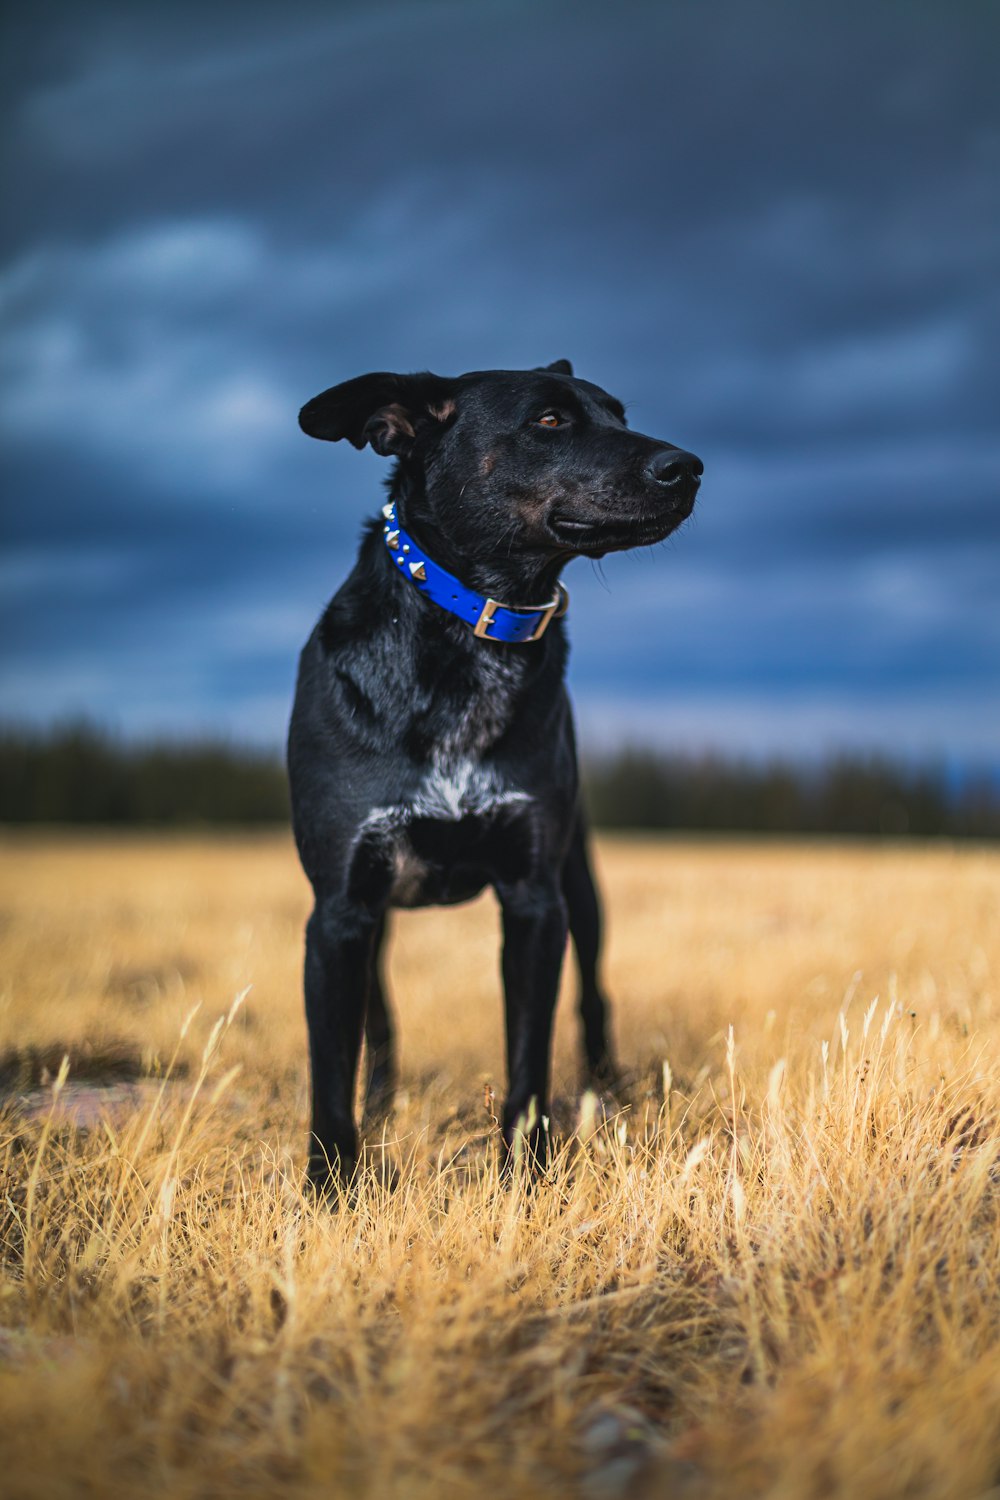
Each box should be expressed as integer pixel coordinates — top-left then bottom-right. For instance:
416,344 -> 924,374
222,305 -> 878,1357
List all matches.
388,471 -> 568,604
354,511 -> 564,758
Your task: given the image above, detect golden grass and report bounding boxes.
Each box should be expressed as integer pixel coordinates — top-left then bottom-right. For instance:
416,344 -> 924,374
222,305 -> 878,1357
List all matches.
1,830 -> 999,1499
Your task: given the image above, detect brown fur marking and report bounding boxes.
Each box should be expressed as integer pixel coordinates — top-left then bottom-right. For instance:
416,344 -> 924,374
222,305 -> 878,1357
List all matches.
380,403 -> 416,439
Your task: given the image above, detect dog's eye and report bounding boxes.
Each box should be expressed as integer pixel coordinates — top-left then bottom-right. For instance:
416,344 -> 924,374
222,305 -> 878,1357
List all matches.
535,411 -> 565,428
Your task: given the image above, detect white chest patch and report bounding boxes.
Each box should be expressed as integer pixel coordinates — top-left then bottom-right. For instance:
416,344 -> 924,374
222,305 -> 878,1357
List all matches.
360,758 -> 530,841
360,757 -> 531,906
360,649 -> 533,839
412,758 -> 529,821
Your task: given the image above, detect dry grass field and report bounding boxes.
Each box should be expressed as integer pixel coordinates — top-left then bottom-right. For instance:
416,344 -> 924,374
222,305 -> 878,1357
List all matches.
1,831 -> 999,1499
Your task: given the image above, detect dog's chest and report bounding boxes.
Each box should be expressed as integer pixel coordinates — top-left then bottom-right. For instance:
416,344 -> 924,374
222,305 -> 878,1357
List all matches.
411,647 -> 525,814
361,651 -> 533,905
380,757 -> 530,907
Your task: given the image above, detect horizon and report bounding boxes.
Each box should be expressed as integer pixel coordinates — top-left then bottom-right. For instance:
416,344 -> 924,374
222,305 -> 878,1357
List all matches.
3,717 -> 998,790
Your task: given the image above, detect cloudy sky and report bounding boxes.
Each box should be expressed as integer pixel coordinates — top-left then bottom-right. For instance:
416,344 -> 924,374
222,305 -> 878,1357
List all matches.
2,0 -> 998,763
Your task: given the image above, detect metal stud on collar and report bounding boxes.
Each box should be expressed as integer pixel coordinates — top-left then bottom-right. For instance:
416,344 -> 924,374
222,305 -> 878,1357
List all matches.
381,499 -> 568,643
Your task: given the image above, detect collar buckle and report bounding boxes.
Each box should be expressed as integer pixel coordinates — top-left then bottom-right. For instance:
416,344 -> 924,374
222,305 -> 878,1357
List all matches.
473,583 -> 569,641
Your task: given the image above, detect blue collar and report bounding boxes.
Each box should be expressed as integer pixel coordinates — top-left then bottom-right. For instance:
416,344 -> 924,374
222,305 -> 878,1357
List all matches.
380,501 -> 568,643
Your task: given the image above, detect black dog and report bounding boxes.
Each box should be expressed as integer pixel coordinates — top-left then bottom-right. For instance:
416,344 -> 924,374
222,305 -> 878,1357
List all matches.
288,360 -> 701,1193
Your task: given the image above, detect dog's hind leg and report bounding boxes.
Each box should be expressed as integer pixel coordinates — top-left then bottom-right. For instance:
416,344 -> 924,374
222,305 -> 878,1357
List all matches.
363,913 -> 396,1120
563,811 -> 617,1087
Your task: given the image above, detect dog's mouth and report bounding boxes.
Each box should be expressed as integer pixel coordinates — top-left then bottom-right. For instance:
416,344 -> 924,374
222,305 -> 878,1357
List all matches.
549,508 -> 691,554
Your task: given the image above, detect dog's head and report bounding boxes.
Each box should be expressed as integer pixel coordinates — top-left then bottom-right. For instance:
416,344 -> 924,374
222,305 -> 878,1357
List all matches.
299,361 -> 701,562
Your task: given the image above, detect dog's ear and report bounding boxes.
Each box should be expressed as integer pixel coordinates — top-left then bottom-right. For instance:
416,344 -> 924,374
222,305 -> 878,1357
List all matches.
298,372 -> 456,456
536,359 -> 573,377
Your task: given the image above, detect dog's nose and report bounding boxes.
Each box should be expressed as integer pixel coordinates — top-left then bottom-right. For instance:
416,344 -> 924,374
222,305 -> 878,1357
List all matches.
647,448 -> 704,490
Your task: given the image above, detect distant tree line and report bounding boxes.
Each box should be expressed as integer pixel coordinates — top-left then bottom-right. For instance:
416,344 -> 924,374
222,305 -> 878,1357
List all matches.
1,724 -> 998,837
0,724 -> 288,826
583,747 -> 1000,839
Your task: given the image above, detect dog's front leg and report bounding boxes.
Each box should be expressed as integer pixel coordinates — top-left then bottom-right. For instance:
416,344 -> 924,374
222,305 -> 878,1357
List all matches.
362,913 -> 396,1121
303,894 -> 380,1195
496,878 -> 568,1168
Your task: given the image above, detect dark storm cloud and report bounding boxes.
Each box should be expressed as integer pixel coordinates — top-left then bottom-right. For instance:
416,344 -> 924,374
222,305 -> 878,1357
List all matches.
1,0 -> 998,754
